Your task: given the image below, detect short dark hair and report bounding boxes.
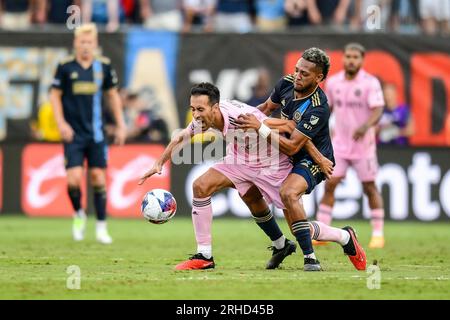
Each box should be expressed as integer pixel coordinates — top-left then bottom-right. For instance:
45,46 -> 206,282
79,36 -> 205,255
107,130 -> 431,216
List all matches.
190,82 -> 220,106
302,47 -> 331,80
344,43 -> 366,57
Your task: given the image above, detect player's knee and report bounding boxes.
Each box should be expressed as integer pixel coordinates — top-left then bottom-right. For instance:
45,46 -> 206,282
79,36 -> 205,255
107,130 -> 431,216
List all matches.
280,187 -> 300,205
192,178 -> 211,198
67,174 -> 82,187
241,192 -> 262,206
90,170 -> 105,186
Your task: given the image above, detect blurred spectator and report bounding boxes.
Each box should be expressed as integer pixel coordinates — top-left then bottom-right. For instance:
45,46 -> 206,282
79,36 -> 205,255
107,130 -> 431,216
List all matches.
121,0 -> 139,23
419,0 -> 450,36
45,0 -> 81,25
377,83 -> 414,145
30,90 -> 62,142
214,0 -> 253,33
140,0 -> 182,31
254,0 -> 286,31
82,0 -> 123,32
306,0 -> 351,28
117,87 -> 170,143
182,0 -> 216,32
285,0 -> 309,28
0,0 -> 33,30
246,68 -> 271,106
389,0 -> 420,33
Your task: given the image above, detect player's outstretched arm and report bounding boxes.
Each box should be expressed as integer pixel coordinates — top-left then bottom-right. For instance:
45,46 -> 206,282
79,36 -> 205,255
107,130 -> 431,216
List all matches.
138,128 -> 192,185
263,118 -> 296,134
259,118 -> 333,178
257,97 -> 281,116
237,113 -> 307,156
304,141 -> 334,179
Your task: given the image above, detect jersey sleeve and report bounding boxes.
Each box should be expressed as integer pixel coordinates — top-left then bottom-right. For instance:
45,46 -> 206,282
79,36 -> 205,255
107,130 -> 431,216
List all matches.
51,63 -> 64,90
269,77 -> 285,104
295,105 -> 329,140
102,63 -> 119,90
368,77 -> 384,108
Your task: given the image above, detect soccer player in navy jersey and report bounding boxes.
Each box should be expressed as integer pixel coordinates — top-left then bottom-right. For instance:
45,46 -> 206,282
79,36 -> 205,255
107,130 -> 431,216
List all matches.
50,23 -> 126,244
238,48 -> 366,271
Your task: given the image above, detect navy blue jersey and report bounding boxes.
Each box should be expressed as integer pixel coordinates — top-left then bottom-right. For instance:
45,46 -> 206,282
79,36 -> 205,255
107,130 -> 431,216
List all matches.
51,55 -> 118,142
270,74 -> 335,165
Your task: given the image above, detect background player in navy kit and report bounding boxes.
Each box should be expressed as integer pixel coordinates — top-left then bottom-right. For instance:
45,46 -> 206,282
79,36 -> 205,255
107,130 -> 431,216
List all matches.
50,23 -> 126,244
238,48 -> 366,271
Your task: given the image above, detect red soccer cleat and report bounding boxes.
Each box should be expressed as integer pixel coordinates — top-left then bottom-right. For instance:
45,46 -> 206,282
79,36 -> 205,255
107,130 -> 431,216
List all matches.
342,226 -> 367,271
174,253 -> 215,270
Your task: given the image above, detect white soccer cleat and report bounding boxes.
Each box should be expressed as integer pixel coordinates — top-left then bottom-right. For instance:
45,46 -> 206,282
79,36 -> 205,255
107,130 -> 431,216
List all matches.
96,229 -> 113,244
96,221 -> 113,244
72,211 -> 87,241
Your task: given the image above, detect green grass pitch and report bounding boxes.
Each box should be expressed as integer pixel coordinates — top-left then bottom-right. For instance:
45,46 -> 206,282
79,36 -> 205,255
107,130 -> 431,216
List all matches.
0,215 -> 449,300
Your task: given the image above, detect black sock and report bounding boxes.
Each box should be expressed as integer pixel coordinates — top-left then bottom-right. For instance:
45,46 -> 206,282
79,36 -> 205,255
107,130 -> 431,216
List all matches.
68,187 -> 81,212
93,186 -> 107,221
253,209 -> 283,242
292,220 -> 314,255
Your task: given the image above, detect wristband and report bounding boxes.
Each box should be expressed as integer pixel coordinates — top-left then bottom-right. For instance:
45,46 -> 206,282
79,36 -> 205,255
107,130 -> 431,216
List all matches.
258,123 -> 272,139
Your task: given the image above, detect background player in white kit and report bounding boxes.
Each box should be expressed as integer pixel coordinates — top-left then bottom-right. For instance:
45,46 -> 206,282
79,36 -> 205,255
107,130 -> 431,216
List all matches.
315,43 -> 386,249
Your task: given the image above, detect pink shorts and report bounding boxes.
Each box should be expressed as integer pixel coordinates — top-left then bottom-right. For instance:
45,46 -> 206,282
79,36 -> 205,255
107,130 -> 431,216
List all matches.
212,156 -> 292,209
333,155 -> 378,182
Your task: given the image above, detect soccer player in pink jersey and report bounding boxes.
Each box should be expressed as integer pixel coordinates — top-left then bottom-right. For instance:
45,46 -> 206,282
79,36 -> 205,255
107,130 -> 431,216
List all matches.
316,43 -> 386,248
139,82 -> 366,271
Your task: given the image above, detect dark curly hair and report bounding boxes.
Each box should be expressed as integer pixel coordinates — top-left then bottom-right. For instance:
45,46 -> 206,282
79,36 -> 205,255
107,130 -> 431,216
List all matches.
190,82 -> 220,106
302,47 -> 331,81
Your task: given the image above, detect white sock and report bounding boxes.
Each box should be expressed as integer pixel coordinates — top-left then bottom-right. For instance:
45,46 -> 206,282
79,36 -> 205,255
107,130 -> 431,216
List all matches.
197,245 -> 212,259
75,209 -> 86,219
372,230 -> 384,237
96,221 -> 107,233
305,252 -> 317,259
272,235 -> 286,250
340,230 -> 351,246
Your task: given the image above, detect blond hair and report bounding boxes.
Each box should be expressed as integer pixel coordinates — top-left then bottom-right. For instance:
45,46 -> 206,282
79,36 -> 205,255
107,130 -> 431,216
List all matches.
74,23 -> 98,38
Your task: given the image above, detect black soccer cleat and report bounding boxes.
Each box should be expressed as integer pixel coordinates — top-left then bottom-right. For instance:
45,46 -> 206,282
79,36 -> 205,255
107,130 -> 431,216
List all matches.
303,257 -> 322,271
266,239 -> 297,269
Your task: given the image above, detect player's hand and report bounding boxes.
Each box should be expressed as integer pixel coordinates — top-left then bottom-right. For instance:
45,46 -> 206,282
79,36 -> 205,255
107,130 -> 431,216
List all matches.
353,124 -> 369,141
114,125 -> 127,145
236,113 -> 262,131
58,121 -> 74,142
138,162 -> 162,185
319,157 -> 334,180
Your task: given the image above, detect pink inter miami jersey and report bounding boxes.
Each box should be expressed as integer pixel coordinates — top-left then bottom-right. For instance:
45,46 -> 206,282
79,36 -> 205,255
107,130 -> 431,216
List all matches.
325,69 -> 384,159
189,99 -> 290,168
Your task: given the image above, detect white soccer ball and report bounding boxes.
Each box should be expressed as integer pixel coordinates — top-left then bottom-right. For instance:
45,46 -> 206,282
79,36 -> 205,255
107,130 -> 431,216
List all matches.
141,189 -> 177,224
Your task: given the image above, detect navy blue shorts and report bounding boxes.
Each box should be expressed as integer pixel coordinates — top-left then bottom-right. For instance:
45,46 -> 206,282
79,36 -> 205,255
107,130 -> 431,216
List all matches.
64,139 -> 108,169
291,159 -> 325,194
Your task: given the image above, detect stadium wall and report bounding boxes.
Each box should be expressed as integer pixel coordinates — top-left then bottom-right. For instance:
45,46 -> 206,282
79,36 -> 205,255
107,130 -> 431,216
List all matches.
0,30 -> 449,221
